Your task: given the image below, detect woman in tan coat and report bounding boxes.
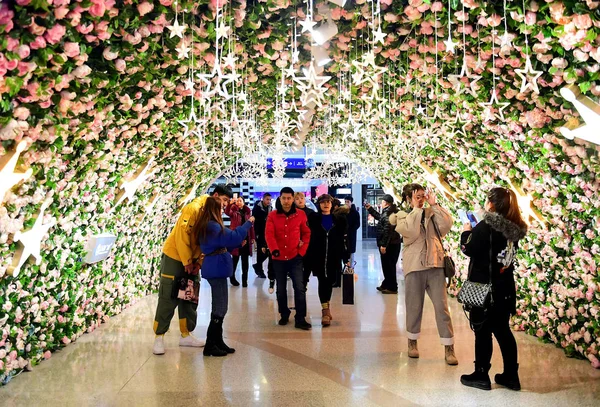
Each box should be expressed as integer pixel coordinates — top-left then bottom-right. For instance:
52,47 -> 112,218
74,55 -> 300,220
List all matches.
394,183 -> 458,365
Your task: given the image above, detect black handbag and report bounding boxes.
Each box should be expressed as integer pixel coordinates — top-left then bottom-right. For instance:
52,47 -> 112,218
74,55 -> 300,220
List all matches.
457,230 -> 494,331
342,261 -> 356,305
431,217 -> 456,286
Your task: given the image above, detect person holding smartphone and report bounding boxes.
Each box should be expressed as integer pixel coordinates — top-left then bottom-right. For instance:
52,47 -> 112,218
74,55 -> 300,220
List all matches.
395,183 -> 457,365
364,195 -> 401,294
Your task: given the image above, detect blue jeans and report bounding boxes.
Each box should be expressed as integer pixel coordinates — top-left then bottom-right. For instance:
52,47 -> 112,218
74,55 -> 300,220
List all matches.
273,256 -> 306,321
207,278 -> 228,318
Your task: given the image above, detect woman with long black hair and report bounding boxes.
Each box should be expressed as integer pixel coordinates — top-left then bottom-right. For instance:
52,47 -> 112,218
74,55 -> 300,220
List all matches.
306,194 -> 349,327
198,197 -> 254,357
459,187 -> 528,391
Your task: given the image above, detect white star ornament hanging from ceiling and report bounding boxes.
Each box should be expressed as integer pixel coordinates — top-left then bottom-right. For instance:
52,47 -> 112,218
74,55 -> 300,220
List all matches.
515,56 -> 543,94
293,62 -> 331,108
479,89 -> 509,122
559,84 -> 600,145
0,140 -> 33,205
8,200 -> 56,277
167,19 -> 187,39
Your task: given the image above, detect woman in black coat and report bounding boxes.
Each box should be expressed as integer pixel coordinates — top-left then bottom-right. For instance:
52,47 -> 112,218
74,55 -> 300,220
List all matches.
459,187 -> 528,392
344,196 -> 361,260
306,194 -> 349,327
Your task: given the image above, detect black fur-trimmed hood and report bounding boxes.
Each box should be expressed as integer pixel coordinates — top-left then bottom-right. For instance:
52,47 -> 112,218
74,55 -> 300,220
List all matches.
484,212 -> 528,242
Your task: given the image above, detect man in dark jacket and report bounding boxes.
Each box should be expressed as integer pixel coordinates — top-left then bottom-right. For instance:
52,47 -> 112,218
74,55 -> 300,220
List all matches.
265,187 -> 312,330
344,195 -> 360,262
365,194 -> 401,294
252,193 -> 272,279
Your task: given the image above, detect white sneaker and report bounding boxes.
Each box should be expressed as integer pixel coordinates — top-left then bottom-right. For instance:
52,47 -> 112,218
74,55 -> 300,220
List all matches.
179,334 -> 205,347
153,336 -> 165,355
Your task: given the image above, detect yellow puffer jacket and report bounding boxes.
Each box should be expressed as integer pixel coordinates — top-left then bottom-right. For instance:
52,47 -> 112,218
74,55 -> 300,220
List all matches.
163,195 -> 208,266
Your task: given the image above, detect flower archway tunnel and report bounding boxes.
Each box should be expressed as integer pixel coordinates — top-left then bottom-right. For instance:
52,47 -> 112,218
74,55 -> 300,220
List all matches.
0,0 -> 599,383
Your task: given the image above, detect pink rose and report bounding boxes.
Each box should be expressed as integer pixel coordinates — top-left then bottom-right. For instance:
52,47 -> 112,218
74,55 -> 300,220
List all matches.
76,23 -> 94,35
525,11 -> 537,25
72,64 -> 91,78
137,1 -> 154,16
89,0 -> 106,18
159,0 -> 173,5
573,14 -> 593,29
7,37 -> 19,52
16,44 -> 30,59
488,14 -> 502,27
29,36 -> 47,49
54,5 -> 69,19
64,42 -> 80,58
44,351 -> 52,360
14,107 -> 30,120
431,1 -> 443,12
44,24 -> 66,45
16,0 -> 32,5
61,336 -> 71,345
115,58 -> 126,72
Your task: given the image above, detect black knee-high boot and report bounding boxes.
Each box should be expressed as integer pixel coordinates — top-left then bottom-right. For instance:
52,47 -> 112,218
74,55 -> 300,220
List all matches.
213,315 -> 235,354
203,316 -> 227,357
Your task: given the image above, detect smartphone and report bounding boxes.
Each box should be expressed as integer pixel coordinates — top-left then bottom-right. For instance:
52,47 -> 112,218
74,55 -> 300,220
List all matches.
458,209 -> 478,228
233,193 -> 238,199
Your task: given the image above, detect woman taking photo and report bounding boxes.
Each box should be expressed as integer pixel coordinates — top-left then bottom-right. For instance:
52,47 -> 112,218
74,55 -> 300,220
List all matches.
459,187 -> 528,391
306,194 -> 349,327
198,197 -> 255,357
365,194 -> 401,294
395,184 -> 457,365
225,196 -> 255,287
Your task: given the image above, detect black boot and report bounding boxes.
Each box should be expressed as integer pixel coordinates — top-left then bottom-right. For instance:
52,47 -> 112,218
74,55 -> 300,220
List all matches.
242,270 -> 248,287
253,264 -> 266,278
230,274 -> 240,286
203,318 -> 227,357
495,364 -> 521,391
213,314 -> 235,354
460,363 -> 491,391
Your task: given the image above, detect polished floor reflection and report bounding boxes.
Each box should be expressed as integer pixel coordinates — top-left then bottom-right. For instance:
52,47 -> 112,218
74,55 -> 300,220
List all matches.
1,242 -> 599,406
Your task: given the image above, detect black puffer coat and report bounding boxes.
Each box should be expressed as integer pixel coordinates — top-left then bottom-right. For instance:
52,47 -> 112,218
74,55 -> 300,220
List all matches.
346,204 -> 360,253
368,206 -> 401,247
306,212 -> 349,278
460,212 -> 528,314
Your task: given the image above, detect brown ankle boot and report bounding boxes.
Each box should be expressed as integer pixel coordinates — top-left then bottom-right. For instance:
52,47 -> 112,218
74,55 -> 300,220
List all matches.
321,303 -> 332,327
445,345 -> 458,365
408,339 -> 419,358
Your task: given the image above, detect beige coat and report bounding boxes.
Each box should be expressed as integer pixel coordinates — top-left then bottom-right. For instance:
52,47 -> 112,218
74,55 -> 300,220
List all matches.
394,205 -> 453,275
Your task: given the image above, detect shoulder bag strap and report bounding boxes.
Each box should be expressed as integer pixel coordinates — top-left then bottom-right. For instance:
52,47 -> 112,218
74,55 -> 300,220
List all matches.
430,215 -> 448,256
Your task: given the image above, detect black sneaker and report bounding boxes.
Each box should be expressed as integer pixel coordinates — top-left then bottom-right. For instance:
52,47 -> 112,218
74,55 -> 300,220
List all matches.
278,316 -> 289,325
295,319 -> 312,330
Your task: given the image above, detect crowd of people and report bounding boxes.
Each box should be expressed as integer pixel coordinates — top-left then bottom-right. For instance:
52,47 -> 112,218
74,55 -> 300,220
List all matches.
151,182 -> 528,392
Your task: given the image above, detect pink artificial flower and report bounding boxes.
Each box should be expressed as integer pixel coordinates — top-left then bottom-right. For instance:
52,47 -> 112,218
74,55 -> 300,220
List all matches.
549,2 -> 567,24
61,336 -> 71,345
44,351 -> 52,360
7,37 -> 19,52
13,107 -> 30,120
573,14 -> 593,30
16,44 -> 30,59
45,24 -> 66,45
210,0 -> 227,7
525,11 -> 537,25
137,1 -> 154,16
159,0 -> 173,5
54,5 -> 69,19
64,42 -> 80,58
89,0 -> 106,17
29,36 -> 47,50
430,1 -> 443,12
76,23 -> 94,35
404,6 -> 422,21
384,13 -> 399,23
0,3 -> 15,33
487,14 -> 502,27
16,0 -> 32,5
115,58 -> 126,72
330,7 -> 343,20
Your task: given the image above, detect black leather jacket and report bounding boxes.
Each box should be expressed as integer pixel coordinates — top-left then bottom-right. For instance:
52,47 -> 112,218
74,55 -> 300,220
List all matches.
368,206 -> 401,247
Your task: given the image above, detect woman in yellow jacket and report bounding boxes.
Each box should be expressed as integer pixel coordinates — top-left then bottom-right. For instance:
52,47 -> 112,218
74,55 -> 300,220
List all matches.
152,185 -> 233,355
394,183 -> 458,366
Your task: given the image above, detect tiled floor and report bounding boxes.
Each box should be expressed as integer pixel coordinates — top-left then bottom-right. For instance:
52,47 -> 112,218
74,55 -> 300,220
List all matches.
1,242 -> 599,406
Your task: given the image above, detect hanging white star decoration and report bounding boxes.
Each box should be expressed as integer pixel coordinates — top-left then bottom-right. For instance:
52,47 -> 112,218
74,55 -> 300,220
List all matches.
416,159 -> 459,201
8,199 -> 56,277
167,18 -> 187,39
0,140 -> 33,205
559,84 -> 600,145
443,34 -> 459,54
112,158 -> 157,211
515,56 -> 543,95
447,61 -> 482,97
293,62 -> 332,108
479,89 -> 510,122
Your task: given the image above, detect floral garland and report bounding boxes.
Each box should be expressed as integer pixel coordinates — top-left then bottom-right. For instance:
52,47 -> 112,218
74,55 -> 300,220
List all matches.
0,0 -> 599,384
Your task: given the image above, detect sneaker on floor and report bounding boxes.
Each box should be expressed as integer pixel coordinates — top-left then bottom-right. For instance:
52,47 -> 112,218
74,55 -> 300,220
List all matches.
153,335 -> 165,355
179,334 -> 205,347
295,319 -> 312,330
268,279 -> 275,294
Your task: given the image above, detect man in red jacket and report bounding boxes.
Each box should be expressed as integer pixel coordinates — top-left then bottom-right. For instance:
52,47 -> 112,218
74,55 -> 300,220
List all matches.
265,187 -> 312,330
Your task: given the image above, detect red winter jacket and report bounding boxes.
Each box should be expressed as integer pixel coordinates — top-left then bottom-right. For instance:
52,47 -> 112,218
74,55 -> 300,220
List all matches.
265,203 -> 311,261
225,203 -> 255,256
